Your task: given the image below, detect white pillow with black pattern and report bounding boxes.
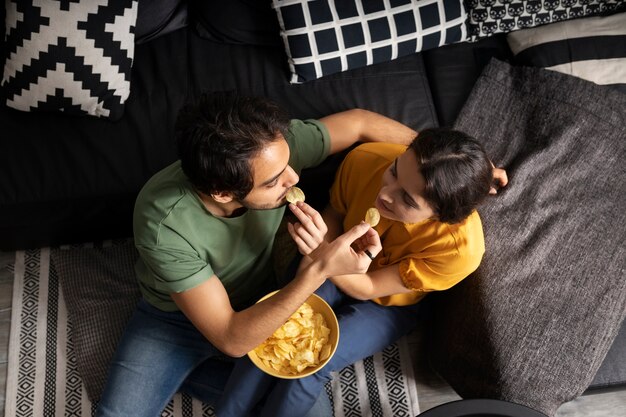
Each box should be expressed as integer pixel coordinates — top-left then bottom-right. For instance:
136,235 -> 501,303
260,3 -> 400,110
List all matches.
507,12 -> 626,93
466,0 -> 626,41
2,0 -> 138,120
272,0 -> 468,83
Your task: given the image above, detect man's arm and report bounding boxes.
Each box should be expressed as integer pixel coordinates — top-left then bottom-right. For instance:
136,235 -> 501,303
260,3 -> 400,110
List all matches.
171,222 -> 379,358
320,110 -> 509,193
171,264 -> 325,358
320,109 -> 417,154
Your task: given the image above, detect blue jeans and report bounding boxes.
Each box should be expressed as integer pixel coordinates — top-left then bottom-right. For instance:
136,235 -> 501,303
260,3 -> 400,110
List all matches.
95,299 -> 332,417
216,281 -> 421,417
95,299 -> 229,416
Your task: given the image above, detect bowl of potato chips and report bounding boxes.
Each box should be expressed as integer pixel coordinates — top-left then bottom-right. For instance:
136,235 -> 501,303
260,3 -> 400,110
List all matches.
248,291 -> 339,379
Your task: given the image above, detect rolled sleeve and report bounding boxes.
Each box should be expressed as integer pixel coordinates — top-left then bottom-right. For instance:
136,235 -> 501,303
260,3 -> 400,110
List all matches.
399,255 -> 474,293
286,119 -> 331,172
136,244 -> 214,294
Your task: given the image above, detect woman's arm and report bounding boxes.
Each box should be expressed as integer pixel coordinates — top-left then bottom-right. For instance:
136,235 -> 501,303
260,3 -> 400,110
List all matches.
330,264 -> 413,301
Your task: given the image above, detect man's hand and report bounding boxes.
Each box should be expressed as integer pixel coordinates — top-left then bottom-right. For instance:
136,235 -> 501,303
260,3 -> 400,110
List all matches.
311,222 -> 382,277
288,202 -> 382,275
287,202 -> 328,255
351,225 -> 381,255
490,164 -> 508,195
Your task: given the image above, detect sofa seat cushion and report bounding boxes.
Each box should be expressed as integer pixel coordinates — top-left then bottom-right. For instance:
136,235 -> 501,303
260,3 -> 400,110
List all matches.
590,318 -> 626,389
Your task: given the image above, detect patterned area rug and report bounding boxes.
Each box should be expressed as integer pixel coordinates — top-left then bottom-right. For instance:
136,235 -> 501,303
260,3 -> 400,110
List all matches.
4,246 -> 420,417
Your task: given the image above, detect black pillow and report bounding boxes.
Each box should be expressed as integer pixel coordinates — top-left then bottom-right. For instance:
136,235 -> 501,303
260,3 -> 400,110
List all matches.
135,0 -> 187,45
1,0 -> 138,120
189,0 -> 281,46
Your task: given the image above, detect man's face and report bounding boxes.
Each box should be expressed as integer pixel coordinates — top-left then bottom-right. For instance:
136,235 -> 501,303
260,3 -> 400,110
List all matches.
239,137 -> 299,210
375,149 -> 436,224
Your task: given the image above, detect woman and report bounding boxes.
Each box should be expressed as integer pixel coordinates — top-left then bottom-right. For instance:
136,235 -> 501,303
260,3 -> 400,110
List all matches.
216,128 -> 507,417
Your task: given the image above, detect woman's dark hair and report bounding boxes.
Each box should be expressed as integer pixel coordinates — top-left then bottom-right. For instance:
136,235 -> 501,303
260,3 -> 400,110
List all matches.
409,128 -> 492,224
175,91 -> 290,200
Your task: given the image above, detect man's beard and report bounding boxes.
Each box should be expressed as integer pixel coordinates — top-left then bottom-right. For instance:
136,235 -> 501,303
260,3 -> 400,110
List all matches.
237,197 -> 288,211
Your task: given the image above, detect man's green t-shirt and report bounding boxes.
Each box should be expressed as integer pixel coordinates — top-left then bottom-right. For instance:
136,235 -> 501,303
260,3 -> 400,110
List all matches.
133,119 -> 331,311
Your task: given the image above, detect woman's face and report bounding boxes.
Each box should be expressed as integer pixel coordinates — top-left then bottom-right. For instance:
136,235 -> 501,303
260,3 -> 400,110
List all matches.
375,150 -> 436,224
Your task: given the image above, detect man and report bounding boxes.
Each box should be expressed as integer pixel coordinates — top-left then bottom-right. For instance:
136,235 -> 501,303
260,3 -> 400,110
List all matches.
95,91 -> 418,417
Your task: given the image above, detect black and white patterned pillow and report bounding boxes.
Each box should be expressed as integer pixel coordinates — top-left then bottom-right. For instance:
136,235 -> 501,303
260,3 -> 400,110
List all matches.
272,0 -> 468,83
2,0 -> 138,120
466,0 -> 626,41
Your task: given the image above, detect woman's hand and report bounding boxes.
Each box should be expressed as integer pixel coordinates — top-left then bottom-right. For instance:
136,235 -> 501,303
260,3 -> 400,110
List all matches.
490,163 -> 508,195
287,202 -> 328,255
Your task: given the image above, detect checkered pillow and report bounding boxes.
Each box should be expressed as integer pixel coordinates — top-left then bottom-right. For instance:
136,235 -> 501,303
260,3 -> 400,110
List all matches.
2,0 -> 138,120
272,0 -> 468,83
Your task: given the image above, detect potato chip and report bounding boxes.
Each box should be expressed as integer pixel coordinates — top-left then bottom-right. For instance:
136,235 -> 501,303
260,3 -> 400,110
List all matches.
320,344 -> 332,361
365,207 -> 380,227
286,186 -> 305,204
253,301 -> 332,376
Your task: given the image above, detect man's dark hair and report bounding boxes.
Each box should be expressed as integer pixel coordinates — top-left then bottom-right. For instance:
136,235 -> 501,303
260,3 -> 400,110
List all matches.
409,128 -> 492,224
175,91 -> 290,200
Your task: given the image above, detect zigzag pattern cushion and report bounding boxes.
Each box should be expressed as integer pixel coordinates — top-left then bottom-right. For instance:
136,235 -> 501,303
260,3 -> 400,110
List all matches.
466,0 -> 626,41
272,0 -> 468,83
2,0 -> 138,120
507,12 -> 626,93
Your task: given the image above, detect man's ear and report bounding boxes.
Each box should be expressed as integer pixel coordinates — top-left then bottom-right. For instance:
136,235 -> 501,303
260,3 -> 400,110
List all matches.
211,191 -> 235,204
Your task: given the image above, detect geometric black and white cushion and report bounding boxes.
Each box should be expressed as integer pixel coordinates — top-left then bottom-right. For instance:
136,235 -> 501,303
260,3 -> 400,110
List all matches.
272,0 -> 468,83
2,0 -> 138,120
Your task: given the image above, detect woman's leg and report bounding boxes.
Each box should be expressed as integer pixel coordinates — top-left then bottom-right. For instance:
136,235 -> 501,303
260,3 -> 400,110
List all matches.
259,300 -> 421,417
179,357 -> 235,405
314,279 -> 350,308
96,299 -> 223,417
215,356 -> 333,417
214,356 -> 275,417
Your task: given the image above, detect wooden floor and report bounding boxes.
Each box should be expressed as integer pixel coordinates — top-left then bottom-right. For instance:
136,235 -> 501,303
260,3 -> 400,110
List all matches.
1,250 -> 625,416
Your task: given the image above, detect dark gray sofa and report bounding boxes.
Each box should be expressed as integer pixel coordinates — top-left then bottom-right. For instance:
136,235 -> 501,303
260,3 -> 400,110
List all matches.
1,1 -> 624,415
